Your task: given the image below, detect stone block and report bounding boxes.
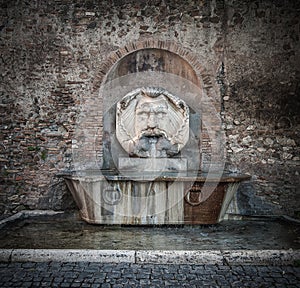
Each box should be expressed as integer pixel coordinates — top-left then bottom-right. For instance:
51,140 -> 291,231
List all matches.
136,250 -> 223,264
10,249 -> 135,263
222,250 -> 300,265
118,157 -> 188,173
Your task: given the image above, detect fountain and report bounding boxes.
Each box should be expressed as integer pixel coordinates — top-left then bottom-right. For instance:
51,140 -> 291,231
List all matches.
63,46 -> 251,225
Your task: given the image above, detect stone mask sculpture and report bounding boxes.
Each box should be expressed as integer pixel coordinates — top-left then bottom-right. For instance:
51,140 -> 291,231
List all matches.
116,87 -> 189,158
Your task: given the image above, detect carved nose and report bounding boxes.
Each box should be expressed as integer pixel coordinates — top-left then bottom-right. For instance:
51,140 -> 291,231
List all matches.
147,114 -> 157,128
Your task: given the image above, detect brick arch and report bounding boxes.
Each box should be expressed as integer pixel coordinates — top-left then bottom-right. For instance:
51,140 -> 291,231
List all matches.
87,39 -> 221,169
92,39 -> 214,93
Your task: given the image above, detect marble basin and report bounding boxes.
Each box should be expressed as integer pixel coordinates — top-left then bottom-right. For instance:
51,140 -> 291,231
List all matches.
63,171 -> 250,225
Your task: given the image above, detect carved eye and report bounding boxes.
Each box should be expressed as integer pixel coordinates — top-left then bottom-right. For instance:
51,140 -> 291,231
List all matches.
137,113 -> 148,122
156,112 -> 165,119
137,110 -> 148,116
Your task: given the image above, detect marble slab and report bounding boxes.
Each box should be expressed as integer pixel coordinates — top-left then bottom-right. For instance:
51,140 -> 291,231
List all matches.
118,157 -> 187,172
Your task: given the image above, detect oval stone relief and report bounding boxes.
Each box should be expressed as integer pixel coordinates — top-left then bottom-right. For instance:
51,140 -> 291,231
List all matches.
116,87 -> 189,158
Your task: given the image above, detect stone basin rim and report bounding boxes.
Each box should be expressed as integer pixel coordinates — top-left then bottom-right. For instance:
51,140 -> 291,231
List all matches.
58,170 -> 251,183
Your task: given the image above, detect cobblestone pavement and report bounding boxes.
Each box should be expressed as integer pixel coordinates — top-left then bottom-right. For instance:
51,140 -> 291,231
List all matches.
0,262 -> 299,287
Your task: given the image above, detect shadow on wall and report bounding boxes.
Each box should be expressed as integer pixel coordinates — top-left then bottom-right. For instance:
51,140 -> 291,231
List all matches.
228,182 -> 282,216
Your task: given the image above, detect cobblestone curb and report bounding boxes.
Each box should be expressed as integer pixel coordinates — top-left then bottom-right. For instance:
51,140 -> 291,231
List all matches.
0,249 -> 299,265
136,250 -> 223,264
222,250 -> 300,265
0,249 -> 134,263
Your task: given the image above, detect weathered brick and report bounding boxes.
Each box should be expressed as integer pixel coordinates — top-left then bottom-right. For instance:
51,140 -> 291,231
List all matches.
0,0 -> 299,219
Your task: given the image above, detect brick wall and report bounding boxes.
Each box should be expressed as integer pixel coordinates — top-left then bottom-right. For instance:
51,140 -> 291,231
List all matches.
0,0 -> 299,218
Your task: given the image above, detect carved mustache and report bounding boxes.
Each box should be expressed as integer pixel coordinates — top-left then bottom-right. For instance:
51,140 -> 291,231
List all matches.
141,128 -> 168,138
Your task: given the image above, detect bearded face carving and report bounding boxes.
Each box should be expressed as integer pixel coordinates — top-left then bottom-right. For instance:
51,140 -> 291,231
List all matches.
135,95 -> 168,138
116,87 -> 189,158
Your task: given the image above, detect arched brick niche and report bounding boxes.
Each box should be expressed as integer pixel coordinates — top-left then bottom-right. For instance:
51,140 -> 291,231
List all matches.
79,40 -> 221,170
93,39 -> 214,92
105,48 -> 200,87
